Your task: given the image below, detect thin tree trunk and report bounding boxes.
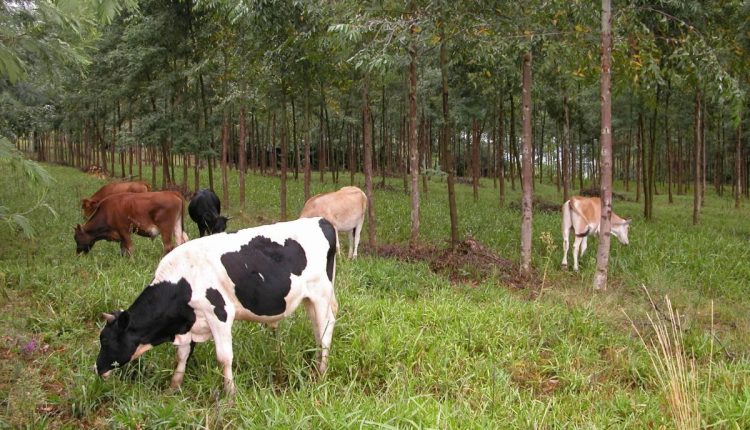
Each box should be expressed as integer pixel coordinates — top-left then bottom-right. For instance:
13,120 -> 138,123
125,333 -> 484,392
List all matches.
736,111 -> 742,209
693,91 -> 702,225
221,111 -> 229,209
304,93 -> 312,201
593,0 -> 613,291
363,76 -> 377,250
666,83 -> 673,203
239,106 -> 247,208
440,29 -> 459,246
280,100 -> 288,221
563,95 -> 571,202
497,94 -> 505,207
520,51 -> 534,276
408,22 -> 420,248
472,118 -> 480,201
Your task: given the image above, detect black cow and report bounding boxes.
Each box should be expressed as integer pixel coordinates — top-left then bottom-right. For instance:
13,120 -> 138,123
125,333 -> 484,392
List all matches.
95,217 -> 338,396
188,189 -> 229,237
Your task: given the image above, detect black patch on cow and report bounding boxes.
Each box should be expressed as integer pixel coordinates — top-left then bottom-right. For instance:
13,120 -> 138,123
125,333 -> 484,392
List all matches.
205,288 -> 227,322
319,218 -> 337,282
129,278 -> 197,346
96,278 -> 196,375
220,236 -> 307,316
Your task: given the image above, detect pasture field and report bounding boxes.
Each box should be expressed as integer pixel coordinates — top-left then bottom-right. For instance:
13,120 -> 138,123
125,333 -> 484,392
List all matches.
1,163 -> 749,428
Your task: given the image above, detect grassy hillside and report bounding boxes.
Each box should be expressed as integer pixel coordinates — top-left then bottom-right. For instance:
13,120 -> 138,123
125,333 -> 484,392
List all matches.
1,163 -> 748,428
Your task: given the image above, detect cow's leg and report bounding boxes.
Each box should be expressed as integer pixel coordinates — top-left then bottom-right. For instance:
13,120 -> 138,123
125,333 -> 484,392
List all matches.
352,217 -> 364,259
580,236 -> 589,257
170,343 -> 192,390
160,232 -> 175,254
347,229 -> 355,259
206,314 -> 235,396
303,284 -> 337,375
120,235 -> 134,256
572,236 -> 584,272
173,217 -> 185,246
561,230 -> 570,270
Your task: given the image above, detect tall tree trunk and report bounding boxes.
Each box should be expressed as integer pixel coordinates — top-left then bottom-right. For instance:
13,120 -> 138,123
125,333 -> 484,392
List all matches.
666,83 -> 673,203
280,100 -> 288,221
239,105 -> 247,208
363,76 -> 377,250
304,93 -> 312,201
736,111 -> 742,209
509,91 -> 517,191
221,111 -> 229,209
693,91 -> 702,225
636,112 -> 642,203
408,22 -> 420,249
562,95 -> 571,202
291,96 -> 300,180
471,118 -> 480,201
520,51 -> 533,276
319,87 -> 327,183
497,93 -> 505,207
440,29 -> 459,246
593,0 -> 613,291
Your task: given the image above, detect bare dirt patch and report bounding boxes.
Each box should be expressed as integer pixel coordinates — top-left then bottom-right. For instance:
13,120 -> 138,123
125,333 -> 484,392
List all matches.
373,237 -> 534,289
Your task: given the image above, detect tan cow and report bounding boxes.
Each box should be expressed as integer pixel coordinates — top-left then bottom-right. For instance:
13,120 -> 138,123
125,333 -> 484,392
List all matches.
561,196 -> 630,271
82,181 -> 151,217
300,186 -> 367,259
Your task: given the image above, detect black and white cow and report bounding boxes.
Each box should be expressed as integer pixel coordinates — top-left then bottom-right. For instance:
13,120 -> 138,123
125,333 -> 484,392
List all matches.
188,189 -> 229,237
95,217 -> 338,395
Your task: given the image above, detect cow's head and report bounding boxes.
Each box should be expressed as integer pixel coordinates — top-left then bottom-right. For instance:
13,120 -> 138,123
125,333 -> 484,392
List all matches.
611,218 -> 631,245
95,310 -> 141,378
212,216 -> 230,234
74,224 -> 94,254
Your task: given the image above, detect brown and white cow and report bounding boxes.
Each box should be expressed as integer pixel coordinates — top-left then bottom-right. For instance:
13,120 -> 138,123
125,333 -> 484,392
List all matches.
300,186 -> 367,259
561,196 -> 630,271
74,191 -> 186,256
95,217 -> 338,396
82,181 -> 151,218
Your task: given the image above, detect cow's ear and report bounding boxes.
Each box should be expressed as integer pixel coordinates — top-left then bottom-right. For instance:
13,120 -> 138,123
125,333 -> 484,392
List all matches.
102,313 -> 116,323
116,310 -> 130,330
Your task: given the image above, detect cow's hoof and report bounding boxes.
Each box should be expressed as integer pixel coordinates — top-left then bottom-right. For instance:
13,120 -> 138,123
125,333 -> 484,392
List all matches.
561,264 -> 568,271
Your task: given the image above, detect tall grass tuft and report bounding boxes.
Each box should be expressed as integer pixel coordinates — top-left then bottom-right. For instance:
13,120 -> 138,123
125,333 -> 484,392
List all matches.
625,286 -> 702,430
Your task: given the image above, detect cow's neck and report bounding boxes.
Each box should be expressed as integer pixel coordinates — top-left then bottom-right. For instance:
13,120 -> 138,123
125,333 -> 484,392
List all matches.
126,278 -> 196,347
83,218 -> 114,240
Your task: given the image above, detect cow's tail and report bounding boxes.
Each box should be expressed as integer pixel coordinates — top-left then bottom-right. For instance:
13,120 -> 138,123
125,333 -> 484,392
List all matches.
562,200 -> 572,241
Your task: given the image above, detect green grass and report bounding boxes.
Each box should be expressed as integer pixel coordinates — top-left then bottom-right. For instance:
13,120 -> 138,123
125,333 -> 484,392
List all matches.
1,163 -> 749,428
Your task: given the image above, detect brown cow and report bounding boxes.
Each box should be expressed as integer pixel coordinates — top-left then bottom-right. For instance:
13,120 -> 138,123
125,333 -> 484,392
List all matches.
81,181 -> 151,218
561,196 -> 630,271
300,186 -> 367,259
74,191 -> 187,256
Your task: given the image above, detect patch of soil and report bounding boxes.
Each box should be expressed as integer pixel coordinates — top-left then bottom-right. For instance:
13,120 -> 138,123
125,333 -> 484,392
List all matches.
374,237 -> 534,289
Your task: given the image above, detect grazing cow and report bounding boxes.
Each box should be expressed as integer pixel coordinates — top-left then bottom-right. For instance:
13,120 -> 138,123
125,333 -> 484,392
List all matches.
188,189 -> 229,237
94,217 -> 338,396
561,196 -> 631,271
300,186 -> 367,259
74,191 -> 186,256
82,181 -> 150,218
